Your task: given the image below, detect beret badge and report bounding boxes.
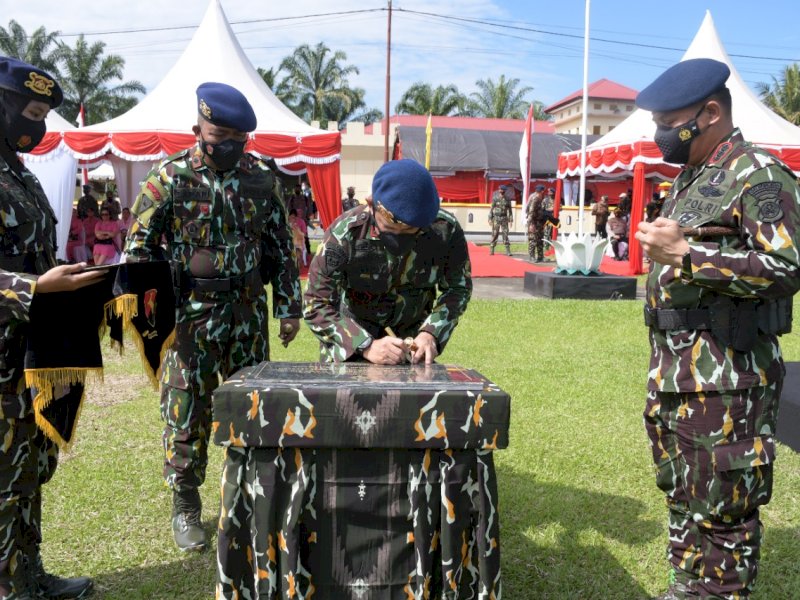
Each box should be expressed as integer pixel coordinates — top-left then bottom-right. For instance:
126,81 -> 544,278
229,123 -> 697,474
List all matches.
24,71 -> 54,97
199,98 -> 212,119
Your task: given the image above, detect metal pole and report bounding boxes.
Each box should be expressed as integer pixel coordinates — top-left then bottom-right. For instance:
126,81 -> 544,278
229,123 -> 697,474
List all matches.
383,0 -> 393,163
577,0 -> 591,236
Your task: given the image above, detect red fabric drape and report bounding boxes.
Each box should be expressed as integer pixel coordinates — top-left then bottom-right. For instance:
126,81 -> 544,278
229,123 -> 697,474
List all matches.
434,171 -> 484,202
627,162 -> 647,275
552,179 -> 563,241
305,160 -> 341,229
32,132 -> 63,155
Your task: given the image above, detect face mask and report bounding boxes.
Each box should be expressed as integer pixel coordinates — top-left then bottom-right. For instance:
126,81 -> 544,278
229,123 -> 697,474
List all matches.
200,136 -> 246,171
371,211 -> 417,256
653,104 -> 705,165
6,116 -> 46,153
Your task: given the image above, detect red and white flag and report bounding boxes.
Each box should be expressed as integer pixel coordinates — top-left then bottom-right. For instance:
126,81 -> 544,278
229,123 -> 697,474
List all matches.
518,103 -> 533,217
76,104 -> 89,185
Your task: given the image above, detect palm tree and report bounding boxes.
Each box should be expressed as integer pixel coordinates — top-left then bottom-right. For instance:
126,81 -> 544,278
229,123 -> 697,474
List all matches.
395,82 -> 468,116
279,42 -> 360,123
532,100 -> 552,121
58,35 -> 145,125
257,66 -> 296,106
326,86 -> 383,128
757,63 -> 800,126
468,75 -> 533,119
0,20 -> 66,77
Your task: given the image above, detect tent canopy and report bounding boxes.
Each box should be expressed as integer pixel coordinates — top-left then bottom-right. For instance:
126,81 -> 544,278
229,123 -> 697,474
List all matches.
30,0 -> 342,226
558,10 -> 800,178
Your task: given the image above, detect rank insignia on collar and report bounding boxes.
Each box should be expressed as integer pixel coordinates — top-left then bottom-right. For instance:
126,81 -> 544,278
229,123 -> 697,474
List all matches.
24,71 -> 54,97
199,99 -> 212,119
748,181 -> 784,223
709,142 -> 733,165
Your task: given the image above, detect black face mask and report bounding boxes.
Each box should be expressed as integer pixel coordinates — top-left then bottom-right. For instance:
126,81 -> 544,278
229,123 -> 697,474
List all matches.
371,212 -> 418,256
200,136 -> 246,171
653,104 -> 706,165
0,91 -> 48,154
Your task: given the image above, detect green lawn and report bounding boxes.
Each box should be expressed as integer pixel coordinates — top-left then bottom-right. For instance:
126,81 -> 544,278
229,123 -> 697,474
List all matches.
41,296 -> 800,599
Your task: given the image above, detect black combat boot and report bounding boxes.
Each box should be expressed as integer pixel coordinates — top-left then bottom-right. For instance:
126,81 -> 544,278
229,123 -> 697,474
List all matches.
489,245 -> 495,255
28,552 -> 93,600
651,582 -> 699,599
172,489 -> 206,552
505,245 -> 511,256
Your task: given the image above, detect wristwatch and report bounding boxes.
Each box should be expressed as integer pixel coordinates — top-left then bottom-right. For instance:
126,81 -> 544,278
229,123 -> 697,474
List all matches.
355,336 -> 373,355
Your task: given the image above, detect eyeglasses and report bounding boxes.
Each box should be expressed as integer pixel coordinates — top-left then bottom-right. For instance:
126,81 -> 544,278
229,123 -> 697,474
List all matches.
374,201 -> 404,225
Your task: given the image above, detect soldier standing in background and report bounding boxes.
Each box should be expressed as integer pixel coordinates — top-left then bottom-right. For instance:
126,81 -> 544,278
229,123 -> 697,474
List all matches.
341,185 -> 359,212
76,184 -> 98,220
0,56 -> 99,600
526,184 -> 546,262
488,184 -> 513,255
125,82 -> 302,553
635,58 -> 800,600
304,159 -> 471,365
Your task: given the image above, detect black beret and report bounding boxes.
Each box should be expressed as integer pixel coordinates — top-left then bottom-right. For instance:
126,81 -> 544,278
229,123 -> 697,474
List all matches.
0,56 -> 62,108
636,58 -> 730,112
196,82 -> 256,132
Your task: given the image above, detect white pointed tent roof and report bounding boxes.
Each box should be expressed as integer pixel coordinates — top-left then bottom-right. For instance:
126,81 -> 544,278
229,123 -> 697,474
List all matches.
83,0 -> 319,137
559,11 -> 800,177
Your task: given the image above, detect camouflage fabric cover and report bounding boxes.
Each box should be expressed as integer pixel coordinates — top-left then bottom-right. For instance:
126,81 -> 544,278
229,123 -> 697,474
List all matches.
646,129 -> 800,393
0,155 -> 59,595
644,129 -> 800,598
303,204 -> 471,363
213,362 -> 507,600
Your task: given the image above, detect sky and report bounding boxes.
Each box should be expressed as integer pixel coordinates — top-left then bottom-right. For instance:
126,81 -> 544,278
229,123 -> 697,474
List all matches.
6,0 -> 800,116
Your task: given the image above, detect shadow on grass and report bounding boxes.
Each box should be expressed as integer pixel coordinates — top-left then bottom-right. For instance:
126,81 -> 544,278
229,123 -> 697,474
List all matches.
498,464 -> 663,600
90,517 -> 219,600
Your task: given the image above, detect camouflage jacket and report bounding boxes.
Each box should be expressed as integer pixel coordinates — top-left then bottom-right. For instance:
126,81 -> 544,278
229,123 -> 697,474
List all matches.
526,192 -> 545,225
489,192 -> 512,223
303,204 -> 472,362
0,154 -> 57,320
125,147 -> 301,318
646,129 -> 800,392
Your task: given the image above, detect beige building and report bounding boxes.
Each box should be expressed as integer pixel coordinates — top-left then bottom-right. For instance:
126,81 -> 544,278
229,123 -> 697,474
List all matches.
544,79 -> 638,136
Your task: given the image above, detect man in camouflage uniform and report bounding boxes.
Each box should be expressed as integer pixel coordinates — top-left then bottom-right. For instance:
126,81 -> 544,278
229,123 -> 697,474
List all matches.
76,184 -> 98,220
304,159 -> 471,365
341,185 -> 358,212
635,59 -> 800,600
526,184 -> 546,262
0,57 -> 99,600
124,82 -> 302,552
488,184 -> 513,255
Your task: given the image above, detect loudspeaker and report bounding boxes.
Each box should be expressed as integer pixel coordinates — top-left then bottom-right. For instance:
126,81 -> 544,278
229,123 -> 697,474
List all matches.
777,361 -> 800,452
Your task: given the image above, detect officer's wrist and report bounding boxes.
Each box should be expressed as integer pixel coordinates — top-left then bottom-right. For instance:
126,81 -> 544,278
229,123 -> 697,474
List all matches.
355,336 -> 373,356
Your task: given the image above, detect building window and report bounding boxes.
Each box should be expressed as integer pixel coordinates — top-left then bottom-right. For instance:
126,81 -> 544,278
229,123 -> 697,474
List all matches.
625,105 -> 633,112
609,104 -> 619,112
608,125 -> 615,132
594,103 -> 602,110
593,125 -> 601,135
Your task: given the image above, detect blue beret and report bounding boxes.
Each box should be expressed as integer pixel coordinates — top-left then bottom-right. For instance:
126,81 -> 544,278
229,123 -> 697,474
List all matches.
372,159 -> 440,228
535,184 -> 545,191
0,56 -> 62,108
196,82 -> 256,132
636,58 -> 730,112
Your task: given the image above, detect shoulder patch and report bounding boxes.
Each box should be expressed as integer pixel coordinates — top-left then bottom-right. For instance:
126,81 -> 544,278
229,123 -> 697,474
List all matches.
748,181 -> 784,223
709,141 -> 733,165
324,243 -> 348,273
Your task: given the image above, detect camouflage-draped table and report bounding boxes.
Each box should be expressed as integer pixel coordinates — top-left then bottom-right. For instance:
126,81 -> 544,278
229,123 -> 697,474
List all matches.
212,362 -> 510,600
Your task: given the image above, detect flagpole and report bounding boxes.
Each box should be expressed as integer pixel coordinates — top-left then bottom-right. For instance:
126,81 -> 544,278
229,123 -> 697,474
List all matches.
424,112 -> 433,170
77,104 -> 89,186
577,0 -> 591,236
383,0 -> 393,163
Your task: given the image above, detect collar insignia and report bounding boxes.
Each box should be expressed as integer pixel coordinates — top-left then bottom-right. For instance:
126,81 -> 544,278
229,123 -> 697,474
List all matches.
709,142 -> 733,165
24,72 -> 54,97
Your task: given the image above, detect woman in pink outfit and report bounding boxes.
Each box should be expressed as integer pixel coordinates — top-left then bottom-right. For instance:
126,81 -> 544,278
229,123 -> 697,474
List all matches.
93,208 -> 120,265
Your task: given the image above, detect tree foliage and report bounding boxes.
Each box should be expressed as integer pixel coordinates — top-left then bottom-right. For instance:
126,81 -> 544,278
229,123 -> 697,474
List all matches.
0,19 -> 66,77
395,82 -> 468,116
468,74 -> 533,119
757,63 -> 800,126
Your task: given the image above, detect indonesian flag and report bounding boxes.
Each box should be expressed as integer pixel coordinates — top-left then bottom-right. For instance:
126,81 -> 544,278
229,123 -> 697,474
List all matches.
518,103 -> 533,216
76,104 -> 89,185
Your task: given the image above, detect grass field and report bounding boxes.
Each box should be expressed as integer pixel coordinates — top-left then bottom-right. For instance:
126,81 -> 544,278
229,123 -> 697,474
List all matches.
40,296 -> 800,599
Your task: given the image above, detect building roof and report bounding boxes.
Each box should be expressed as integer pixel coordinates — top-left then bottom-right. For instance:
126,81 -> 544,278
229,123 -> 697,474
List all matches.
367,114 -> 556,134
544,79 -> 639,113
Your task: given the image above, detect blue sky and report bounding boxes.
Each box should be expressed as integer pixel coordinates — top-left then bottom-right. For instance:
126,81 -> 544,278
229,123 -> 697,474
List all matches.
9,0 -> 800,116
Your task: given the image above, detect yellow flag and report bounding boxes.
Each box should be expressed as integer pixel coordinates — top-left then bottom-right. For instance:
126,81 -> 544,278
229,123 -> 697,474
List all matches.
424,113 -> 433,170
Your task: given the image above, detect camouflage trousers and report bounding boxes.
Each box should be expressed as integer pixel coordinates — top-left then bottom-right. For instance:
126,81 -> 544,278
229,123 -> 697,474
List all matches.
644,383 -> 780,599
527,221 -> 545,260
0,394 -> 58,597
489,221 -> 510,249
161,289 -> 269,492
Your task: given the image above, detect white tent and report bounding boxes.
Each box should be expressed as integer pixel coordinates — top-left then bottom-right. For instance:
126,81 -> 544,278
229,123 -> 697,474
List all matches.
29,0 -> 342,226
558,10 -> 800,178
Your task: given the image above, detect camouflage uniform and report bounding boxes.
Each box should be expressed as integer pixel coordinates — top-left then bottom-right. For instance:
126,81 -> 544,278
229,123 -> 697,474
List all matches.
488,190 -> 512,254
526,191 -> 546,261
125,146 -> 302,493
303,204 -> 472,362
644,129 -> 800,599
0,155 -> 60,596
341,195 -> 358,213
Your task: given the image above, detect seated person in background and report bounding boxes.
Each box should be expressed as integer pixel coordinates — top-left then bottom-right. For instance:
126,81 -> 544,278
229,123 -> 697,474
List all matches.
606,208 -> 629,260
66,207 -> 89,263
288,208 -> 308,266
303,159 -> 472,365
119,206 -> 133,239
93,208 -> 120,265
82,205 -> 99,259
